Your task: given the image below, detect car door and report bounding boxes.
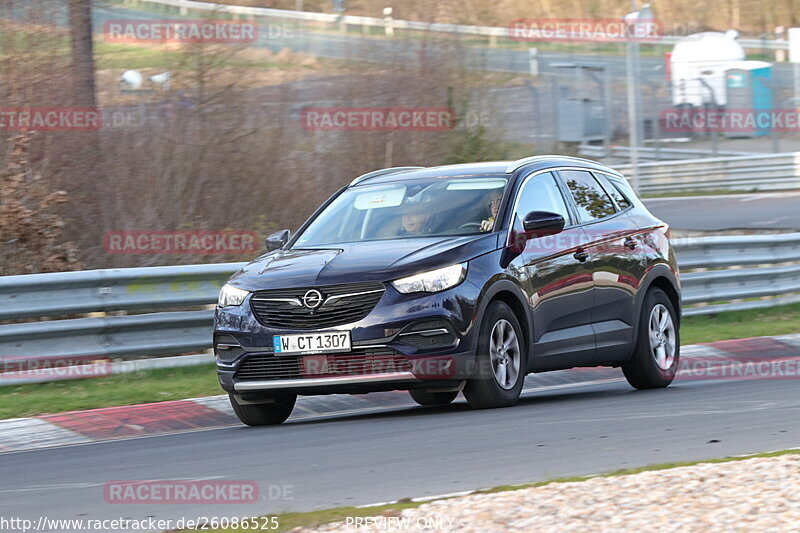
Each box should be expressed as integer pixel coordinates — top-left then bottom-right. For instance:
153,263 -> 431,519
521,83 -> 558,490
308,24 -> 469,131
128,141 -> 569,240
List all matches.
508,170 -> 595,371
557,169 -> 645,364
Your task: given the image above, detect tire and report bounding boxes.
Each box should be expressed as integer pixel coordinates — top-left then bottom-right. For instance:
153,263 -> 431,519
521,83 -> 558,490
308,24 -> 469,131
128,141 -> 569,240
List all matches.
229,393 -> 296,426
409,389 -> 458,406
622,287 -> 680,389
463,301 -> 527,409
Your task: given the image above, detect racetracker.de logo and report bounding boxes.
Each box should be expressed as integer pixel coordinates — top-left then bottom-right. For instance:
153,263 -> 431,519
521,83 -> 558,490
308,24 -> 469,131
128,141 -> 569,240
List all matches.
300,355 -> 457,379
677,356 -> 800,381
104,480 -> 259,504
0,356 -> 111,381
103,20 -> 258,44
661,108 -> 800,133
104,230 -> 259,255
508,18 -> 662,42
0,108 -> 102,131
300,107 -> 456,131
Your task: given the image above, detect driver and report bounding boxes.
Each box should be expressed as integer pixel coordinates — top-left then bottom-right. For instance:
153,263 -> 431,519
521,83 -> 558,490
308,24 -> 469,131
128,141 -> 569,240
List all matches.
399,200 -> 433,236
480,189 -> 503,232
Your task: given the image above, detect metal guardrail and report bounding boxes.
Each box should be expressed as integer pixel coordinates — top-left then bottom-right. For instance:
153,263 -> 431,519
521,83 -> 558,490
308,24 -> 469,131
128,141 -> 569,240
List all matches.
578,144 -> 758,161
0,263 -> 243,321
0,263 -> 243,383
120,0 -> 791,50
1,233 -> 799,384
678,233 -> 800,316
614,152 -> 800,194
675,233 -> 800,269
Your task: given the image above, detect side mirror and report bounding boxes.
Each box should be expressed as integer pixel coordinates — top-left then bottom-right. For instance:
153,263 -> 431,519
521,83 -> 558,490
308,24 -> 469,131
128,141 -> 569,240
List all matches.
522,211 -> 565,236
265,229 -> 290,252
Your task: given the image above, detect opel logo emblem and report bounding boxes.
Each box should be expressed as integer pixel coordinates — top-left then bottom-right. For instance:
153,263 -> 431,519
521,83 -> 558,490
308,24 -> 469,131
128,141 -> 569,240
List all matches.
302,289 -> 323,309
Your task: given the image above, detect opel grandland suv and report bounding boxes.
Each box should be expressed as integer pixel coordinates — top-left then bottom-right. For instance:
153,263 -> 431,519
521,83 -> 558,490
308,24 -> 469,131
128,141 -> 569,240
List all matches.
215,156 -> 681,425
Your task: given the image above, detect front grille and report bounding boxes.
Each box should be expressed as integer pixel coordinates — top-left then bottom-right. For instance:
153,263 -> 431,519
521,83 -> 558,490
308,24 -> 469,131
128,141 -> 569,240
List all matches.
250,281 -> 385,329
234,347 -> 410,381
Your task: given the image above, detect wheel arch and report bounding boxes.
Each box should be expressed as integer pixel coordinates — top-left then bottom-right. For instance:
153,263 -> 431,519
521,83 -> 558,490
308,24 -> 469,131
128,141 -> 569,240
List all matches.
631,264 -> 682,348
648,276 -> 682,327
474,279 -> 533,368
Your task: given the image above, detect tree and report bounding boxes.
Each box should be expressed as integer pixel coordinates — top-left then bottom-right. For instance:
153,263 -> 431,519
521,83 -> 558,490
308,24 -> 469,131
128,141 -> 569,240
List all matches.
69,0 -> 96,108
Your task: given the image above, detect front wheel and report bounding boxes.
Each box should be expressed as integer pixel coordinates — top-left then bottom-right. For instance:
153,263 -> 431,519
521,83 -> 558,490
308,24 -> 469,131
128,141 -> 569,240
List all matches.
464,301 -> 527,409
622,288 -> 680,389
229,394 -> 296,426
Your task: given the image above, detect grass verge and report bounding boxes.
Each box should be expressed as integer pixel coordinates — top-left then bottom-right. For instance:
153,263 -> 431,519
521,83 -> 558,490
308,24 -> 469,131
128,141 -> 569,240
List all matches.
681,301 -> 800,345
0,363 -> 220,420
175,448 -> 800,532
1,302 -> 799,420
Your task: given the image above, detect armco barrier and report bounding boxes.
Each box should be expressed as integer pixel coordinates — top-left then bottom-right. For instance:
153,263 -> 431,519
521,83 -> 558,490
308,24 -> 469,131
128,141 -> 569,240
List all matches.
577,144 -> 758,161
115,0 -> 790,50
615,152 -> 800,194
0,263 -> 243,320
1,233 -> 799,383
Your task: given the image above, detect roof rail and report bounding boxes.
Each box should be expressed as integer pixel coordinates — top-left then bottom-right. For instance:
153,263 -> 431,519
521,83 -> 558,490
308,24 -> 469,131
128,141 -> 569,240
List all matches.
505,155 -> 599,174
349,166 -> 426,186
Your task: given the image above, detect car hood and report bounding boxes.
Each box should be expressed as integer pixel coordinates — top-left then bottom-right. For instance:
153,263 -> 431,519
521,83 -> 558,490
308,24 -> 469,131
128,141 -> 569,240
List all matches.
227,233 -> 499,290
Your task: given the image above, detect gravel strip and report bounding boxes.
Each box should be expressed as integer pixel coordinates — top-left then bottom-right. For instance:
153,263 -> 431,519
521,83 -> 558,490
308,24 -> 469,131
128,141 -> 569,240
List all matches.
300,453 -> 800,532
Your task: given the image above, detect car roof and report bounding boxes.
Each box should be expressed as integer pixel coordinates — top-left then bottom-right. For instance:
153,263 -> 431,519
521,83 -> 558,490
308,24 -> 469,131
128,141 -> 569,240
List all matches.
350,156 -> 623,187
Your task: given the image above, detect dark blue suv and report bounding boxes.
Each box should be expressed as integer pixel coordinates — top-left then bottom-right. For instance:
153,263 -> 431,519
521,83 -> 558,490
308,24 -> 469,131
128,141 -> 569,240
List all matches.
215,156 -> 681,425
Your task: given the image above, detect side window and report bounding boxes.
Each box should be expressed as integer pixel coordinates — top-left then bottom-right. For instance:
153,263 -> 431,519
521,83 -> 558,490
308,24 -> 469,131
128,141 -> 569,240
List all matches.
514,172 -> 571,224
561,170 -> 617,222
612,179 -> 635,208
595,173 -> 632,209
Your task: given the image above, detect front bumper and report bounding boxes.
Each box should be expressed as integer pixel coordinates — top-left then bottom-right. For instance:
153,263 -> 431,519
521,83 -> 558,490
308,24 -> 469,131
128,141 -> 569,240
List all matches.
233,371 -> 417,391
214,280 -> 483,395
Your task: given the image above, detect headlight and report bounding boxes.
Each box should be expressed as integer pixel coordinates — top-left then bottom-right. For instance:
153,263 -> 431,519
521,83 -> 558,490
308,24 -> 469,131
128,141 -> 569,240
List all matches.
218,284 -> 249,307
392,263 -> 468,294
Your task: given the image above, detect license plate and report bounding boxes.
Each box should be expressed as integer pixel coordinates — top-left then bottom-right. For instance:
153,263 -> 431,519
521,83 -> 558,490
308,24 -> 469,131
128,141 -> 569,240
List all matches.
273,331 -> 351,356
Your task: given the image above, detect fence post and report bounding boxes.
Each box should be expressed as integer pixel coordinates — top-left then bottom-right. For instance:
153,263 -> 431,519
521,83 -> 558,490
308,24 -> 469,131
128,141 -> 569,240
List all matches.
383,7 -> 394,36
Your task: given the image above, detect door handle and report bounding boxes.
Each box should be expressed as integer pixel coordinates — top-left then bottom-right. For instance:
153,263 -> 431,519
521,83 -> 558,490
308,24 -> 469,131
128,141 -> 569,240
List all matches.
624,237 -> 637,250
573,248 -> 589,263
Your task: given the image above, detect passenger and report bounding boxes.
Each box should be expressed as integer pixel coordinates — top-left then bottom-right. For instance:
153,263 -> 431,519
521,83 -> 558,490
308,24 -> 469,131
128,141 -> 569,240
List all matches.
480,189 -> 503,232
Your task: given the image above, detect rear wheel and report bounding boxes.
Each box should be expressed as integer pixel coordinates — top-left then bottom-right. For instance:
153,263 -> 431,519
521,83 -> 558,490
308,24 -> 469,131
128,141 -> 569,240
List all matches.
229,394 -> 296,426
464,301 -> 527,409
622,288 -> 680,389
409,389 -> 458,406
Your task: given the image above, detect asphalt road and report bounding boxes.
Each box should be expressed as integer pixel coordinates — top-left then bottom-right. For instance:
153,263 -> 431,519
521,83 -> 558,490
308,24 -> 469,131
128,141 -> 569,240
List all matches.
644,191 -> 800,231
3,376 -> 800,531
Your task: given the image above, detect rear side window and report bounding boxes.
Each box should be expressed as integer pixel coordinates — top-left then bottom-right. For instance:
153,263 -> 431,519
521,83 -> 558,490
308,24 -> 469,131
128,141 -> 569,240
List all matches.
560,170 -> 617,222
595,174 -> 632,209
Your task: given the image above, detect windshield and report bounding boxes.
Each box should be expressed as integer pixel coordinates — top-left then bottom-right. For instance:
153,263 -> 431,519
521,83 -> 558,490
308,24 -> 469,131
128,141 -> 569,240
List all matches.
293,175 -> 508,247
